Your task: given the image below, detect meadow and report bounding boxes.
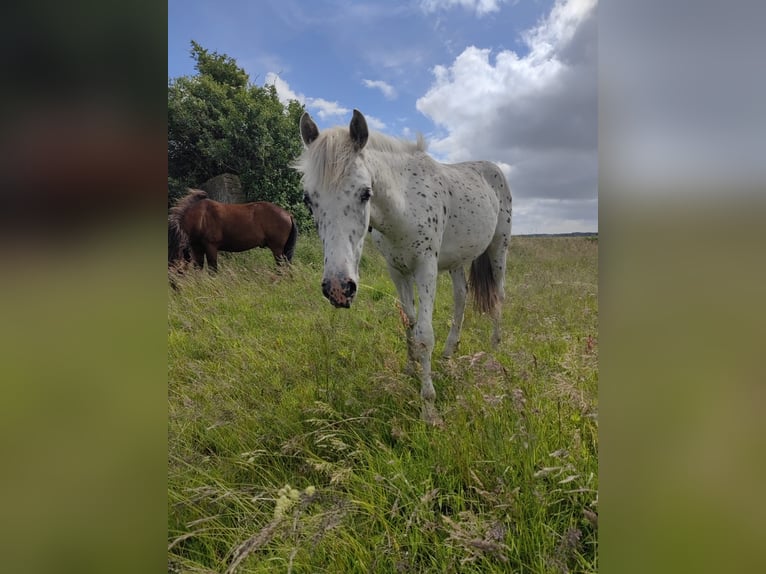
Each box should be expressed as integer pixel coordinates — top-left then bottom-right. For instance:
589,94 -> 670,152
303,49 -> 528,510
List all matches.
168,232 -> 598,573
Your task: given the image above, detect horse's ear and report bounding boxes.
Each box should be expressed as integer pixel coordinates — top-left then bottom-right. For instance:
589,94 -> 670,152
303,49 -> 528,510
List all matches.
300,112 -> 320,146
349,109 -> 368,151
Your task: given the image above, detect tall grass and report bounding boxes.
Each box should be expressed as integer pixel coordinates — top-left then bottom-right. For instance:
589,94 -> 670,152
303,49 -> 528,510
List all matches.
168,233 -> 598,573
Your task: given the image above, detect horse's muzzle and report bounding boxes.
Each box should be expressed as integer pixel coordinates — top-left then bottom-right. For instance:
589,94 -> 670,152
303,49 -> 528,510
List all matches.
321,278 -> 357,308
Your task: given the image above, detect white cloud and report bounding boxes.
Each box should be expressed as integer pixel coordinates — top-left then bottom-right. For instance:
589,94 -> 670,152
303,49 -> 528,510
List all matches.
265,72 -> 304,105
265,73 -> 349,120
416,0 -> 598,232
362,79 -> 398,100
364,114 -> 387,130
419,0 -> 507,17
309,98 -> 350,120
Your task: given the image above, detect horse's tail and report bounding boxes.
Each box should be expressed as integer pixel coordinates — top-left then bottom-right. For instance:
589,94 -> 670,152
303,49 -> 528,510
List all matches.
283,217 -> 298,263
168,216 -> 191,262
168,189 -> 207,264
469,249 -> 499,314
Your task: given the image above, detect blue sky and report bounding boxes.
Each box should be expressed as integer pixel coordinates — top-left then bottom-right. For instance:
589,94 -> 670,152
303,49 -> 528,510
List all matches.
169,0 -> 598,234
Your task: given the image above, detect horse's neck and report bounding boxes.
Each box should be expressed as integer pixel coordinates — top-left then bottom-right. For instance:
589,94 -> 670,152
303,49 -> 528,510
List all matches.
367,149 -> 410,229
369,149 -> 413,199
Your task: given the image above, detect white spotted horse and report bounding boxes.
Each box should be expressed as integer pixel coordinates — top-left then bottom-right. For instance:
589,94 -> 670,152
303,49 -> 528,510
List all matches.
294,109 -> 512,424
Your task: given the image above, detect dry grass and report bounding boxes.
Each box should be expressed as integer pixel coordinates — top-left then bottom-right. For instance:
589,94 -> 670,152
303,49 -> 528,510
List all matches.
168,233 -> 598,572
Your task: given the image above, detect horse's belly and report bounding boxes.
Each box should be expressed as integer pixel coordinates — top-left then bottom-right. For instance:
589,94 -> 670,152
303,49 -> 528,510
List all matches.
372,222 -> 494,273
371,185 -> 499,273
438,225 -> 495,270
437,197 -> 498,268
219,242 -> 249,252
219,236 -> 263,252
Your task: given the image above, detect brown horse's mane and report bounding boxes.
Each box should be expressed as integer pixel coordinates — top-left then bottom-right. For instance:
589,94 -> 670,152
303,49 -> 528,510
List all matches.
169,188 -> 208,221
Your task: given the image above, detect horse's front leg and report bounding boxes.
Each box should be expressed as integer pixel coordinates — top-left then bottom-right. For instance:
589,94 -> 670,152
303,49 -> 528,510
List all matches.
190,244 -> 205,270
413,259 -> 442,426
205,245 -> 219,273
443,267 -> 467,358
388,267 -> 417,374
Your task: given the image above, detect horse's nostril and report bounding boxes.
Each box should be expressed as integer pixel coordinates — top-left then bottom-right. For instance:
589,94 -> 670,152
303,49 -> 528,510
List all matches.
321,279 -> 331,299
345,280 -> 357,297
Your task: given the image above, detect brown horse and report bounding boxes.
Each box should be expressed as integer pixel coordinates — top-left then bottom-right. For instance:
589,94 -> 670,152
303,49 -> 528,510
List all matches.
168,189 -> 298,272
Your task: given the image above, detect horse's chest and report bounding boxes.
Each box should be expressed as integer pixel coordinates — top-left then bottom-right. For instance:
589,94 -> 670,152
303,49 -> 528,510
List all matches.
371,223 -> 438,274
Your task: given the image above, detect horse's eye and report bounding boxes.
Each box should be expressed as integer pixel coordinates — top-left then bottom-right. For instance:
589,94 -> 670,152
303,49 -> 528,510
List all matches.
360,187 -> 372,202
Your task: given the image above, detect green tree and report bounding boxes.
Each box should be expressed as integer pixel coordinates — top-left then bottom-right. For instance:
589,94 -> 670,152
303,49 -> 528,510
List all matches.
168,41 -> 311,228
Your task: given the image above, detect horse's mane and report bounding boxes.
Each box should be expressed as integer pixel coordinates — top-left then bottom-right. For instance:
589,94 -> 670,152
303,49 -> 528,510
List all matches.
293,127 -> 426,191
169,188 -> 208,221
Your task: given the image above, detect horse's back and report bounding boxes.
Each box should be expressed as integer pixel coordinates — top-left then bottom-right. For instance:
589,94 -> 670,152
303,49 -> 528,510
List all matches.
451,159 -> 512,237
449,160 -> 511,205
223,201 -> 293,252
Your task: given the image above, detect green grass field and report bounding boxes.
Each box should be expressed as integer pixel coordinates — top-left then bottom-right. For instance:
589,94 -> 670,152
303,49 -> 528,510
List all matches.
168,232 -> 598,573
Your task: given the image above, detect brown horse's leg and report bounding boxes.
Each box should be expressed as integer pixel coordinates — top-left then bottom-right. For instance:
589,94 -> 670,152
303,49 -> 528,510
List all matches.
190,245 -> 205,270
205,245 -> 219,272
271,246 -> 287,266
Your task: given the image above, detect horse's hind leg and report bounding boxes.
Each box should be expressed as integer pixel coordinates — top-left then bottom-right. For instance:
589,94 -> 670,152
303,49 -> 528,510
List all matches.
443,267 -> 467,358
270,246 -> 287,266
487,232 -> 510,347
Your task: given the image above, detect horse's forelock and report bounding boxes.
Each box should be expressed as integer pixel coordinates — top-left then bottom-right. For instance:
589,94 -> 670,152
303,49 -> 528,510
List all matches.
294,127 -> 357,192
295,127 -> 425,191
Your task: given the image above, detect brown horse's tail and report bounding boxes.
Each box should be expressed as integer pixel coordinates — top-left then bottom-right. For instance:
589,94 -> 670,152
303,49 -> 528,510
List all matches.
168,189 -> 207,265
468,249 -> 499,314
283,217 -> 298,263
168,217 -> 188,265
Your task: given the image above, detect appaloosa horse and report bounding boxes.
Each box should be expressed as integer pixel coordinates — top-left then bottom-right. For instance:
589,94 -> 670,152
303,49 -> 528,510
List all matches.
294,110 -> 512,423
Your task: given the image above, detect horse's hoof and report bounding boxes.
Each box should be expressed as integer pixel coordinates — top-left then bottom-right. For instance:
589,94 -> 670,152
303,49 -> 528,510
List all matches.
421,402 -> 444,428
